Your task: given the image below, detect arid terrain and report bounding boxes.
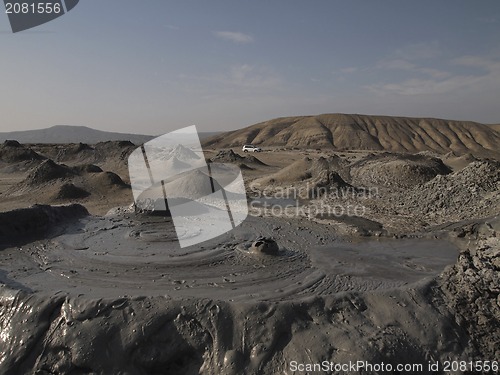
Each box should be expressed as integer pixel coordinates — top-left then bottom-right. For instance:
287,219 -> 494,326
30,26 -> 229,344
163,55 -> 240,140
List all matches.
0,114 -> 499,374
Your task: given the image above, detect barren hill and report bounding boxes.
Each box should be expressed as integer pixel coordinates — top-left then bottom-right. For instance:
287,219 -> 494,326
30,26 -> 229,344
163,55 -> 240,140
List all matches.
203,114 -> 500,157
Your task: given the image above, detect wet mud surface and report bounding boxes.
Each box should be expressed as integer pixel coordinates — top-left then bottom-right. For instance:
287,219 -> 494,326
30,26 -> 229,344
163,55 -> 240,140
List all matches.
0,212 -> 458,301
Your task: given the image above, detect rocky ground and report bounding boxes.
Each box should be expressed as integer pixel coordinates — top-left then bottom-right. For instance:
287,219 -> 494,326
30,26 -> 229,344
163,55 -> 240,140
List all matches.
439,218 -> 500,362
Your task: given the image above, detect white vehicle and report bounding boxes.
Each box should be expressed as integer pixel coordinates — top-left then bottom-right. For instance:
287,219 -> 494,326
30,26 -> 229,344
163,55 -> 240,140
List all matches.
242,144 -> 262,152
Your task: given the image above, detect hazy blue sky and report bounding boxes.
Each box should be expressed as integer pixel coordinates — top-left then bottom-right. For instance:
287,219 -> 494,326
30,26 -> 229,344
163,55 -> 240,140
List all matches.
1,1 -> 500,134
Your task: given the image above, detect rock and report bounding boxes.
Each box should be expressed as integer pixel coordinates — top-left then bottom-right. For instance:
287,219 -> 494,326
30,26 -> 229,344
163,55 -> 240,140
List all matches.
439,218 -> 500,360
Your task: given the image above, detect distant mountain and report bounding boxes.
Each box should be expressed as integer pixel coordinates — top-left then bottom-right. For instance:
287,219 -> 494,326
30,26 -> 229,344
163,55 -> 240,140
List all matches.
490,124 -> 500,133
0,126 -> 220,145
203,114 -> 500,157
0,125 -> 153,145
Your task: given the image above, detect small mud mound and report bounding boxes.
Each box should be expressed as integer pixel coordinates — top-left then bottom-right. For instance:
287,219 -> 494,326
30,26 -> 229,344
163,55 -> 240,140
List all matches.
88,172 -> 129,189
0,140 -> 45,163
37,142 -> 133,168
253,157 -> 315,186
55,143 -> 95,161
11,159 -> 129,203
211,149 -> 245,163
210,149 -> 266,166
25,159 -> 74,185
307,170 -> 355,198
93,141 -> 136,163
350,153 -> 451,188
72,164 -> 103,174
96,140 -> 135,149
399,160 -> 500,221
54,183 -> 90,200
2,140 -> 21,148
0,204 -> 89,247
253,156 -> 341,187
240,154 -> 266,166
70,142 -> 93,153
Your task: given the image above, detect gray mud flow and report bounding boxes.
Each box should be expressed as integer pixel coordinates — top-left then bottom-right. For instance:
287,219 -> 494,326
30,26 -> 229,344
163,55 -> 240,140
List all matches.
0,210 -> 458,301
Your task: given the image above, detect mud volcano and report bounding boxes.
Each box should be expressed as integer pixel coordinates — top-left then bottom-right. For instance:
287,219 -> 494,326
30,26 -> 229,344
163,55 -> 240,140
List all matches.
1,205 -> 495,375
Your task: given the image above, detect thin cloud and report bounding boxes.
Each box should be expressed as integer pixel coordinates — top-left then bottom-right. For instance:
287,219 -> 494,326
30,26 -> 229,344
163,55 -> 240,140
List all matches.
394,41 -> 442,60
368,55 -> 500,96
452,55 -> 500,71
178,64 -> 282,97
377,59 -> 416,70
339,67 -> 358,74
213,31 -> 254,44
368,76 -> 475,96
377,58 -> 450,79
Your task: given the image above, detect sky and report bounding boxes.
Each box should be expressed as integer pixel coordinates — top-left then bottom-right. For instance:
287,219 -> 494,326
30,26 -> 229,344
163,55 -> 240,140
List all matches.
1,0 -> 500,135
